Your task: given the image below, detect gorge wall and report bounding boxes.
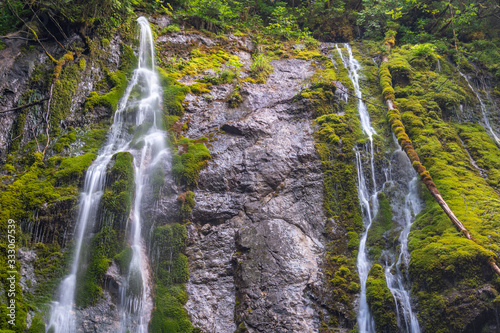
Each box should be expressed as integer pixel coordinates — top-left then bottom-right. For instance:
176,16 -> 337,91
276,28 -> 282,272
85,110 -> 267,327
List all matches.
1,7 -> 500,333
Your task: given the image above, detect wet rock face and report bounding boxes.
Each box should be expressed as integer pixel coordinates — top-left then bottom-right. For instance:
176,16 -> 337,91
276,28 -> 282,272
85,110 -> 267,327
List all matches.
75,291 -> 122,333
182,58 -> 327,332
0,38 -> 47,157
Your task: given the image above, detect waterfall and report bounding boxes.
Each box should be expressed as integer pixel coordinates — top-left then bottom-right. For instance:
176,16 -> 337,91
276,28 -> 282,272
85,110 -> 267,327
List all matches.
383,138 -> 422,332
458,71 -> 500,146
336,44 -> 422,332
48,17 -> 165,332
336,43 -> 378,333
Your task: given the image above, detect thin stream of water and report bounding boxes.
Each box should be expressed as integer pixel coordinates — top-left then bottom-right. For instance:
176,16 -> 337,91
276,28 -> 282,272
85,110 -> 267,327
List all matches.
459,71 -> 500,146
383,138 -> 422,333
336,44 -> 422,333
336,43 -> 378,333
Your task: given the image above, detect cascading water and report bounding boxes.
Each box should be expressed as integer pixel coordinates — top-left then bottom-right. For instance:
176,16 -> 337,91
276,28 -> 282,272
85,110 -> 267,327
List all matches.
48,17 -> 165,332
336,44 -> 422,332
336,43 -> 378,333
382,138 -> 422,333
459,71 -> 500,146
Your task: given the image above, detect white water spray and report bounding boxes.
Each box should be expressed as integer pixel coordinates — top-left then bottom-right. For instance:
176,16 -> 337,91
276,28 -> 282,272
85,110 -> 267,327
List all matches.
48,17 -> 165,332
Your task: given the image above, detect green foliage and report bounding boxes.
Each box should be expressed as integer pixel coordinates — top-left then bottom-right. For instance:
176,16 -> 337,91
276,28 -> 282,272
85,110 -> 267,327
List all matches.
265,6 -> 309,40
249,53 -> 273,83
409,43 -> 439,69
177,0 -> 241,31
27,314 -> 45,333
227,85 -> 242,108
357,0 -> 405,39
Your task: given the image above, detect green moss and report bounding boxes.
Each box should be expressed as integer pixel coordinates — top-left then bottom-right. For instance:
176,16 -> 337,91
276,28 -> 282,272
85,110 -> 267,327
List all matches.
178,191 -> 195,220
84,44 -> 137,114
380,62 -> 395,101
27,314 -> 45,333
51,62 -> 80,130
165,47 -> 242,80
74,152 -> 134,307
164,115 -> 180,130
100,152 -> 135,224
75,226 -> 118,307
114,246 -> 133,273
189,82 -> 210,95
298,82 -> 338,117
150,223 -> 193,332
309,52 -> 367,327
53,129 -> 77,153
365,264 -> 398,333
85,71 -> 128,112
79,57 -> 86,71
347,231 -> 360,250
54,153 -> 96,185
9,107 -> 28,152
456,123 -> 500,189
388,55 -> 413,86
199,69 -> 236,85
27,243 -> 71,309
101,38 -> 110,48
158,67 -> 190,117
384,44 -> 500,332
151,165 -> 166,200
119,44 -> 138,72
367,192 -> 395,260
80,127 -> 109,154
171,138 -> 211,187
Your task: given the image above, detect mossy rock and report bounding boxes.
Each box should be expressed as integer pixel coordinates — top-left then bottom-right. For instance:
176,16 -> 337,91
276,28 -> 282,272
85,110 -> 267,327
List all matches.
365,264 -> 398,333
171,138 -> 211,187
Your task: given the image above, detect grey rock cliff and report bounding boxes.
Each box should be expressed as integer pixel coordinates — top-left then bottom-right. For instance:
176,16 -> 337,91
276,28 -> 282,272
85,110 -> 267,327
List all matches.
181,57 -> 327,332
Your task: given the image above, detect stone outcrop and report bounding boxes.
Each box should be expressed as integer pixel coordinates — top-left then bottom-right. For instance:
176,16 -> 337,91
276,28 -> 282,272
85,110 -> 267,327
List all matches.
179,57 -> 328,332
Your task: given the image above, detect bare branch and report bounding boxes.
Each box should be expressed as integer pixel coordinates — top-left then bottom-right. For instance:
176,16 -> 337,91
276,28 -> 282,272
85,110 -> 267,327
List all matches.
0,98 -> 49,114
